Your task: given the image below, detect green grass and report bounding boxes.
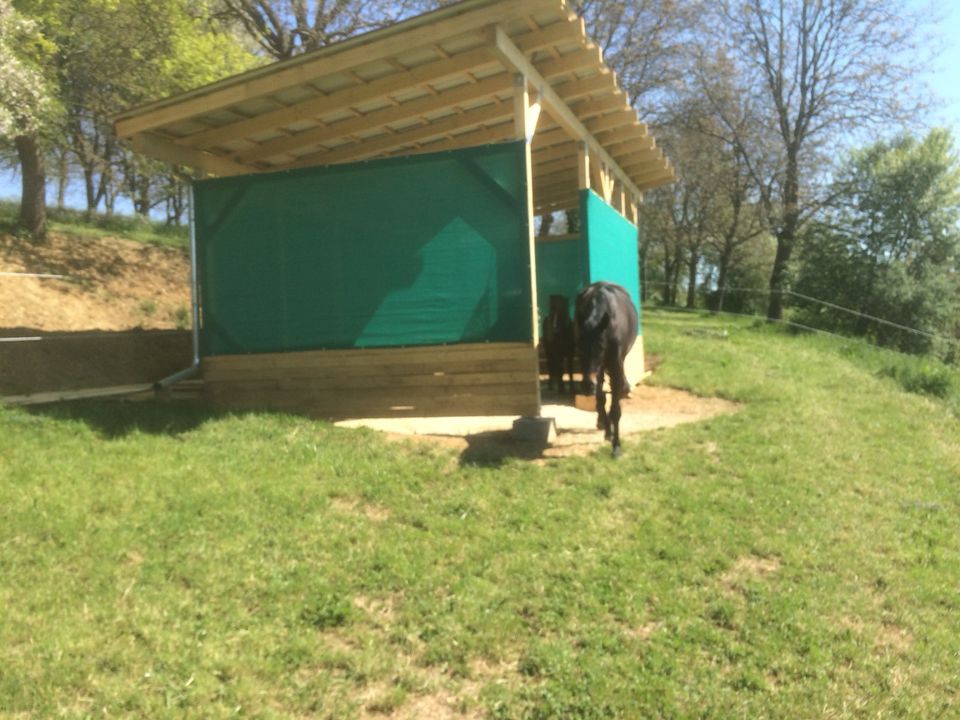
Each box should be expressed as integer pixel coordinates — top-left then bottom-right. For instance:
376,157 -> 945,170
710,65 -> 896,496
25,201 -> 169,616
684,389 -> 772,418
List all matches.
2,310 -> 959,718
0,200 -> 188,248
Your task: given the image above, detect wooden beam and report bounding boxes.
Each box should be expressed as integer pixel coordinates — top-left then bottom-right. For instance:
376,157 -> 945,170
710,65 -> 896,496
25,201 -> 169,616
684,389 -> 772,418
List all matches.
637,174 -> 676,191
179,46 -> 500,151
492,26 -> 645,202
553,73 -> 619,103
235,74 -> 512,164
130,132 -> 252,177
181,17 -> 586,154
115,0 -> 559,138
281,100 -> 513,169
514,74 -> 541,350
577,142 -> 590,190
531,126 -> 570,151
532,46 -> 603,79
568,94 -> 632,120
380,122 -> 517,159
514,15 -> 586,53
587,110 -> 641,135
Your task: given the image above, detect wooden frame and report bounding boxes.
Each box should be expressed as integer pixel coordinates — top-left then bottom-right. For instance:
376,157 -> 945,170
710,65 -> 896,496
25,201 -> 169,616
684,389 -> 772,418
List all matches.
202,343 -> 540,419
113,0 -> 674,420
113,0 -> 675,212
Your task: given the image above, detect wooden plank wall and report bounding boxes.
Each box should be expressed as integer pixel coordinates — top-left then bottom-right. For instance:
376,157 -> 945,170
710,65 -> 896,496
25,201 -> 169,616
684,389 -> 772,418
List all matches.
202,342 -> 541,419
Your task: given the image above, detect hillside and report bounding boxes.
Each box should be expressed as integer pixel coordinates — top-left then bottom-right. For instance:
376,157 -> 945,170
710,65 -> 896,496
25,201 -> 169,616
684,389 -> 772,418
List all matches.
1,310 -> 959,717
0,229 -> 190,334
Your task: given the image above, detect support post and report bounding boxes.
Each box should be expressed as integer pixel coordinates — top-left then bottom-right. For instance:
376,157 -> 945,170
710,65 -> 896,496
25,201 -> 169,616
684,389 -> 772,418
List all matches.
514,73 -> 541,351
577,142 -> 590,191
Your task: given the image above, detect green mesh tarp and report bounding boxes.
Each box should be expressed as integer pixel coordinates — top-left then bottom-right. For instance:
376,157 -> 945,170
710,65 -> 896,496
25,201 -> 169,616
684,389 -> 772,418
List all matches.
194,142 -> 532,356
533,190 -> 641,327
534,234 -> 587,320
582,189 -> 641,329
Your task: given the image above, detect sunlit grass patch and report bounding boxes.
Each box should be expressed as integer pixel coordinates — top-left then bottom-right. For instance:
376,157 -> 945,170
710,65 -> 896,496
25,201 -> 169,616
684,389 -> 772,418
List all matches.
1,310 -> 958,717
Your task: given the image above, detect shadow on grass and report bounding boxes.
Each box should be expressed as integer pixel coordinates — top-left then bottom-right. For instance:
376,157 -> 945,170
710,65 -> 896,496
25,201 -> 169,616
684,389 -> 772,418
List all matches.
459,430 -> 550,468
25,398 -> 232,439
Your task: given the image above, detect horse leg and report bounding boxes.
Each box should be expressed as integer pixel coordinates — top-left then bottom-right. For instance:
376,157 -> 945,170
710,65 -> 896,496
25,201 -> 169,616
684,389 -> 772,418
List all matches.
610,362 -> 624,458
595,367 -> 610,437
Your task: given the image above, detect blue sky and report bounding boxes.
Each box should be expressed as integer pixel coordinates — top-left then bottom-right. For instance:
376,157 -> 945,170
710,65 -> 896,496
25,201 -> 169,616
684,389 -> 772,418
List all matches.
3,2 -> 960,212
921,0 -> 960,133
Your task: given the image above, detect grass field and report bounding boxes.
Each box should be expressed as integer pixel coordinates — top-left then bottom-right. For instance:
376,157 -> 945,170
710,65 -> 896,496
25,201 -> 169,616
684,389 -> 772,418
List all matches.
1,311 -> 958,718
0,201 -> 188,249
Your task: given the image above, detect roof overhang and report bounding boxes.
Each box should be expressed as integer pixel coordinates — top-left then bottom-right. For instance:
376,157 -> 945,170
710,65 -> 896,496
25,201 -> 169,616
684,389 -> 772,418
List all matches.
113,0 -> 675,214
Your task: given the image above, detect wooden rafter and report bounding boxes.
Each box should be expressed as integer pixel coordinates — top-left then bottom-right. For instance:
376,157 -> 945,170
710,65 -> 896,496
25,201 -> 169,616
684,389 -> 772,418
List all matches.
114,0 -> 560,138
113,0 -> 675,195
491,26 -> 646,201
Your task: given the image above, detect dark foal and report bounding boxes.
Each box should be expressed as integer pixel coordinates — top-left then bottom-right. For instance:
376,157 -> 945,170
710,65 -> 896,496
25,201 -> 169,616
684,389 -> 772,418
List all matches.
542,294 -> 576,393
574,281 -> 638,457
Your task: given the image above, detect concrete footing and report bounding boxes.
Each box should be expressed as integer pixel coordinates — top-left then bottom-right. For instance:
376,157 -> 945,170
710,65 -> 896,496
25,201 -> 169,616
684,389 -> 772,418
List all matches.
512,416 -> 557,446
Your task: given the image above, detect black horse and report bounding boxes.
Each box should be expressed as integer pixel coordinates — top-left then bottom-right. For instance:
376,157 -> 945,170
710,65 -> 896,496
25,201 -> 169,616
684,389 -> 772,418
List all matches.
542,294 -> 576,393
575,281 -> 638,457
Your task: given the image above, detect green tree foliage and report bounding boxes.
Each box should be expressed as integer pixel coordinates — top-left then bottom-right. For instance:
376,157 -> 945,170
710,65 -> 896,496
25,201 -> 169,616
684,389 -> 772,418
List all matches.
702,0 -> 933,321
5,0 -> 258,228
0,0 -> 60,238
0,1 -> 56,137
794,129 -> 960,357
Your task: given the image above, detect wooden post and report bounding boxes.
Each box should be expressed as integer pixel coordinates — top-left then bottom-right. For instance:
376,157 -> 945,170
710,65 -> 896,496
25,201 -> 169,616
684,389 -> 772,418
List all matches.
514,73 -> 540,353
577,142 -> 590,191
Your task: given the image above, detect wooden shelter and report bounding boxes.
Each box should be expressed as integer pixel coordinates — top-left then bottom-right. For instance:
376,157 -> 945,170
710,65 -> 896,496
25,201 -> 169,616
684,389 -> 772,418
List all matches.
114,0 -> 674,419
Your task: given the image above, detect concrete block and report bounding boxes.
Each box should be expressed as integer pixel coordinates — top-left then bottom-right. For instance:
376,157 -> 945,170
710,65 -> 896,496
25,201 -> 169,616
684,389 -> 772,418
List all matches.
512,416 -> 557,445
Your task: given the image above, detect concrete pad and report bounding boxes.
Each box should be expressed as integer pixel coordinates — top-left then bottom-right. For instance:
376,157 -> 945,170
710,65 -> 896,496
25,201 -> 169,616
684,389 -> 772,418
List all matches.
335,386 -> 741,459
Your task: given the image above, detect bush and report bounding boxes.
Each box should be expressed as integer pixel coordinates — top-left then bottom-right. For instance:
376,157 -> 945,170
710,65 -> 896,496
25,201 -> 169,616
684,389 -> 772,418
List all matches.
879,362 -> 955,399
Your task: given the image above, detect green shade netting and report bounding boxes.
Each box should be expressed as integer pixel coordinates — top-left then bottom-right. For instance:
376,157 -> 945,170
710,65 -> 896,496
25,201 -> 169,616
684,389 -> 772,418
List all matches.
534,234 -> 587,321
533,190 -> 642,329
194,142 -> 532,356
582,189 -> 641,330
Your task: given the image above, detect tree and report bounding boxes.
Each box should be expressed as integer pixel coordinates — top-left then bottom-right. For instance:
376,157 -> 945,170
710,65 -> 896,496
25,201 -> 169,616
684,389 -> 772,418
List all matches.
0,0 -> 58,239
214,0 -> 424,59
572,0 -> 697,123
794,129 -> 960,356
702,0 -> 933,320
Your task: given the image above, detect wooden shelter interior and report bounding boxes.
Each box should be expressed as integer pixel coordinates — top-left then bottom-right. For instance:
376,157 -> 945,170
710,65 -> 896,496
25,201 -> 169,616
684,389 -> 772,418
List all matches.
113,0 -> 675,221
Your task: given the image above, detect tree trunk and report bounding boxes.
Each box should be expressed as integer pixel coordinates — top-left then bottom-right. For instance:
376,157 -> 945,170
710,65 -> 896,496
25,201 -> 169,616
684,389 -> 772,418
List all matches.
83,165 -> 97,216
686,250 -> 698,308
15,134 -> 47,241
55,148 -> 68,209
767,154 -> 800,321
715,251 -> 730,314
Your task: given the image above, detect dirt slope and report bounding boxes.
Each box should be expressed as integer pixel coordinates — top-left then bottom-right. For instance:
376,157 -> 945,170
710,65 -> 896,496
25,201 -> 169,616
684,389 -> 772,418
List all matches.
0,231 -> 190,333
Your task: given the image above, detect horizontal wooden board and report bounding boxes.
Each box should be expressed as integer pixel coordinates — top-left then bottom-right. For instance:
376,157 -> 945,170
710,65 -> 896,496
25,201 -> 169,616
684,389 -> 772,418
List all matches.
202,342 -> 540,419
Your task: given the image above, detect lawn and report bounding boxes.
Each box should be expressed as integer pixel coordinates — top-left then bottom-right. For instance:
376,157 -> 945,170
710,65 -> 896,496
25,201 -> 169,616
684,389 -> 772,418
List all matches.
1,310 -> 958,718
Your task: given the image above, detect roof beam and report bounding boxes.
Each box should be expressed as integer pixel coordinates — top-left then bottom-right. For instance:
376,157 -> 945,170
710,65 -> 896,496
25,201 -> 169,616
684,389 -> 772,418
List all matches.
491,25 -> 645,201
381,122 -> 517,159
114,0 -> 559,138
177,45 -> 500,151
235,74 -> 513,164
281,100 -> 514,169
129,132 -> 252,177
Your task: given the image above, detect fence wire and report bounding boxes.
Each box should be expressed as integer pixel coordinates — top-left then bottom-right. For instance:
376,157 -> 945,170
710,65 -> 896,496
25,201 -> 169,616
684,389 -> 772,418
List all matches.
644,281 -> 959,350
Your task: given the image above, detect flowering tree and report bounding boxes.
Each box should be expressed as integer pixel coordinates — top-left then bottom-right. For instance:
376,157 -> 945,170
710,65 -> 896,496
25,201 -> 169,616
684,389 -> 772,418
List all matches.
0,0 -> 58,239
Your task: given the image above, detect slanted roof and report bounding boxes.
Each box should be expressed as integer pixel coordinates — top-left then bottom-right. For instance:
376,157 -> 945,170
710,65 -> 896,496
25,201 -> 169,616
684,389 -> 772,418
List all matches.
113,0 -> 674,214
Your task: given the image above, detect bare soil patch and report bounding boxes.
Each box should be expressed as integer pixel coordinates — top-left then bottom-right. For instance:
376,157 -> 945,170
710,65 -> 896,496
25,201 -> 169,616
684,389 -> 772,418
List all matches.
0,230 -> 189,332
1,230 -> 192,396
345,382 -> 741,463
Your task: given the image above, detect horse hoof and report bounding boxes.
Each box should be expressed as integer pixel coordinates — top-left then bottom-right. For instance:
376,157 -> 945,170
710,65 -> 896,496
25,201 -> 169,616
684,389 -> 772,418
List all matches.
611,446 -> 622,459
